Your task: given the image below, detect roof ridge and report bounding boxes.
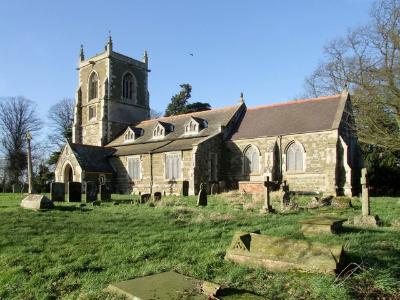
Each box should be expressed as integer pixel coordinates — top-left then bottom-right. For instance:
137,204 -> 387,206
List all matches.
247,94 -> 341,111
137,104 -> 241,125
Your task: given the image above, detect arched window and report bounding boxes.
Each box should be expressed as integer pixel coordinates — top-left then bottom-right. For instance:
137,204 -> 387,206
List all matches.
243,145 -> 260,174
286,142 -> 304,172
89,72 -> 98,100
122,72 -> 136,100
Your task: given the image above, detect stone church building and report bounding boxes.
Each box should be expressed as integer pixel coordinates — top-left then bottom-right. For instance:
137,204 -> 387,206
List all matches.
55,39 -> 362,196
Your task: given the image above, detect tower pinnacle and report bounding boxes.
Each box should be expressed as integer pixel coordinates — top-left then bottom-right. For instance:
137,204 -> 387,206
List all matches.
79,44 -> 85,62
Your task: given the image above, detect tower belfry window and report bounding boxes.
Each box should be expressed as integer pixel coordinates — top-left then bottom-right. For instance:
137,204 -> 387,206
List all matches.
89,72 -> 98,100
123,73 -> 136,101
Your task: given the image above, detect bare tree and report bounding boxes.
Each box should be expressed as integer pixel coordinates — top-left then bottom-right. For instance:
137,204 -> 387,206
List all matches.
48,98 -> 74,148
150,108 -> 162,119
0,97 -> 42,184
304,0 -> 400,151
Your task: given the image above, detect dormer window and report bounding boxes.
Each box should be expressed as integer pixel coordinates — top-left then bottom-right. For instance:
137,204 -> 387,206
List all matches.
184,117 -> 207,135
123,127 -> 143,143
153,122 -> 173,139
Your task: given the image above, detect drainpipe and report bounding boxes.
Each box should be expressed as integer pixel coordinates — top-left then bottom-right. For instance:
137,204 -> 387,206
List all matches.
278,135 -> 283,183
149,151 -> 153,195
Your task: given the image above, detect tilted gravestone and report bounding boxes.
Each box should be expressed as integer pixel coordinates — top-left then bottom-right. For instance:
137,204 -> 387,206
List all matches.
85,181 -> 97,202
153,191 -> 162,201
99,184 -> 111,201
197,183 -> 207,206
67,182 -> 82,202
210,183 -> 219,195
50,182 -> 65,202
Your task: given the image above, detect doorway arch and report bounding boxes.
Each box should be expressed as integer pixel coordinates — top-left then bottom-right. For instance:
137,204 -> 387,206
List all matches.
63,163 -> 74,184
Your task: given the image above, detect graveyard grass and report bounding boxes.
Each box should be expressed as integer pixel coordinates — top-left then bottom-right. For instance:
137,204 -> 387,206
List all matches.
0,194 -> 399,300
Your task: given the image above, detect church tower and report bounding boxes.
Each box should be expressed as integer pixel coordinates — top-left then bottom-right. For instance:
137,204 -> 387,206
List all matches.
72,36 -> 150,146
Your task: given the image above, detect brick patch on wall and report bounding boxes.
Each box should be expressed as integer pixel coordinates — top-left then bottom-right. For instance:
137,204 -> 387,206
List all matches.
238,181 -> 264,194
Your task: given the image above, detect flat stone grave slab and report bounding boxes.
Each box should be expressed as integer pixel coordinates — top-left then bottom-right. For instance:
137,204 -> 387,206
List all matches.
21,194 -> 54,210
299,216 -> 348,236
106,271 -> 263,300
225,231 -> 344,274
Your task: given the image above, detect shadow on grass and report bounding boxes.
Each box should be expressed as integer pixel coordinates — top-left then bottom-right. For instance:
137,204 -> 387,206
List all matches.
52,205 -> 92,212
219,288 -> 264,299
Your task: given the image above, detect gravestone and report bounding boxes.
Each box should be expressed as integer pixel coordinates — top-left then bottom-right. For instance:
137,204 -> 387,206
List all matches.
299,216 -> 347,236
197,183 -> 207,206
85,181 -> 97,202
21,194 -> 54,210
141,193 -> 151,203
153,191 -> 162,201
67,182 -> 82,202
225,231 -> 344,274
354,168 -> 380,227
50,182 -> 65,202
260,176 -> 275,214
12,184 -> 22,193
219,180 -> 226,193
280,180 -> 290,209
182,181 -> 189,196
210,183 -> 219,195
99,184 -> 111,201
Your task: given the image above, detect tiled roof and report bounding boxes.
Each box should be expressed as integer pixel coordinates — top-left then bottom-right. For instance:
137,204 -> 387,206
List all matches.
231,94 -> 346,140
69,143 -> 115,173
106,104 -> 243,148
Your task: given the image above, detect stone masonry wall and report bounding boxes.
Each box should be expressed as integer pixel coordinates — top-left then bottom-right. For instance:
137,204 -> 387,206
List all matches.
227,130 -> 339,195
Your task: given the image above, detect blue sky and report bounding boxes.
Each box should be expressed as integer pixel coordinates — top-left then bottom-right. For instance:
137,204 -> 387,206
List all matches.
0,0 -> 373,125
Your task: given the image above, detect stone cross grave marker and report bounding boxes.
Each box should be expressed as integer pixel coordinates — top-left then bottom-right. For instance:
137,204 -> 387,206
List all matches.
354,168 -> 380,227
261,176 -> 275,213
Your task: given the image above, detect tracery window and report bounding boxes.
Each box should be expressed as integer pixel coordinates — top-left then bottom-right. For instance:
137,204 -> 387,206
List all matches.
286,142 -> 304,172
89,72 -> 98,100
88,105 -> 96,121
122,72 -> 136,100
243,145 -> 260,174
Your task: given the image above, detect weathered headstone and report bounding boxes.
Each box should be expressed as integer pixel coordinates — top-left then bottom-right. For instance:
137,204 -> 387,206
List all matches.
197,183 -> 207,206
225,231 -> 344,274
99,184 -> 111,201
141,193 -> 151,203
85,181 -> 97,202
153,191 -> 162,201
354,168 -> 380,227
280,180 -> 290,209
21,194 -> 54,210
299,216 -> 347,236
67,182 -> 82,202
181,181 -> 189,196
260,176 -> 275,213
50,182 -> 65,202
210,183 -> 219,195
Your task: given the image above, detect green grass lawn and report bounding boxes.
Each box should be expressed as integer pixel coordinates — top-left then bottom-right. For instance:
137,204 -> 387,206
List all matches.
0,193 -> 399,299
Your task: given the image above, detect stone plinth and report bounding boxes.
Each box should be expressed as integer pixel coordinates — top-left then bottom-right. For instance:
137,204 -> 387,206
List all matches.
20,194 -> 54,210
354,215 -> 380,227
106,271 -> 219,300
225,232 -> 343,274
299,216 -> 347,236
